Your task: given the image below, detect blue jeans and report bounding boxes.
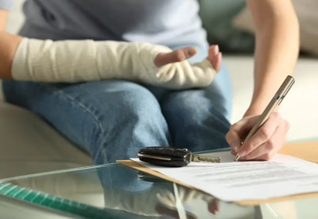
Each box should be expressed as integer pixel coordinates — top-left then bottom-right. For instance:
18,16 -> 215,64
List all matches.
2,38 -> 232,166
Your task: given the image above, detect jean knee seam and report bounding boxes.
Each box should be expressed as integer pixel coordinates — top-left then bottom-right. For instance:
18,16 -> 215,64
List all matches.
95,141 -> 108,164
39,83 -> 105,139
58,90 -> 109,161
59,91 -> 105,132
40,84 -> 117,163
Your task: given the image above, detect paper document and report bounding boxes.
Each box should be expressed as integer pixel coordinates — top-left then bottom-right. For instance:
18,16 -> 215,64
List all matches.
131,152 -> 318,202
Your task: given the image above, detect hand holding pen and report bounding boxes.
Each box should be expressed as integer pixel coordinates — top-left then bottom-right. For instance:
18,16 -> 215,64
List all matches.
226,76 -> 295,161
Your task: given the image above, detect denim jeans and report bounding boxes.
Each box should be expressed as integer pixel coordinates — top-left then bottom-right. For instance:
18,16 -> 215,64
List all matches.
2,34 -> 232,166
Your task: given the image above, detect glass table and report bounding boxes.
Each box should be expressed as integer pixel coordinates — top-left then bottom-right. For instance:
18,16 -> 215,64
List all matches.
0,194 -> 77,219
0,157 -> 318,219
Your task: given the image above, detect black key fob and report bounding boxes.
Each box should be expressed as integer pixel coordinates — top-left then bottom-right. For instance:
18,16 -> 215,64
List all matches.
137,147 -> 191,167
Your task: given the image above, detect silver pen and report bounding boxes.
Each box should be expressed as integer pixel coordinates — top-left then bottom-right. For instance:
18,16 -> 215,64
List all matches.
235,75 -> 295,161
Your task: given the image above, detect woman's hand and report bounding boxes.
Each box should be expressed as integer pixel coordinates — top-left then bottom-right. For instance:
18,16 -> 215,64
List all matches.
226,112 -> 290,161
154,45 -> 222,72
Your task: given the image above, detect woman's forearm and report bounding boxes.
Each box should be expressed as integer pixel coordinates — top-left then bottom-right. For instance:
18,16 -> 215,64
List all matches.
0,10 -> 216,89
0,32 -> 23,79
0,9 -> 23,80
245,0 -> 300,116
11,38 -> 216,89
1,30 -> 217,89
0,9 -> 8,30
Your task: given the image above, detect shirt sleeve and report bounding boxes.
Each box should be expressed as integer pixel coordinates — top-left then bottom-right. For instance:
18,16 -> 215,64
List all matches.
0,0 -> 15,10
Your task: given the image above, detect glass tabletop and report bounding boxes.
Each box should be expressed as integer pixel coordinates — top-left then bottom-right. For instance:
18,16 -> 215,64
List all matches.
0,193 -> 78,219
0,159 -> 317,219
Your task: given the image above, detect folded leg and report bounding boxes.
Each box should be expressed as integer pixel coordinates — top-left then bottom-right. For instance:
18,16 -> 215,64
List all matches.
2,80 -> 171,164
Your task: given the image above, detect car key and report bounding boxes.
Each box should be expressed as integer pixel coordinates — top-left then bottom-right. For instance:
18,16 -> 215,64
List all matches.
137,146 -> 221,167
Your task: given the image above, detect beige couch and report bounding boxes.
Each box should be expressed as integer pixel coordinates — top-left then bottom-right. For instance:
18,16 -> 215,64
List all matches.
1,1 -> 318,179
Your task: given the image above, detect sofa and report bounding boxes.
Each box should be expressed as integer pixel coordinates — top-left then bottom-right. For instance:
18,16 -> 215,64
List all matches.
1,1 -> 317,179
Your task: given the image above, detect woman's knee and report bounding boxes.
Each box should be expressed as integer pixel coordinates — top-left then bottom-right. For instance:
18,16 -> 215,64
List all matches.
80,80 -> 170,163
160,71 -> 232,151
97,80 -> 163,124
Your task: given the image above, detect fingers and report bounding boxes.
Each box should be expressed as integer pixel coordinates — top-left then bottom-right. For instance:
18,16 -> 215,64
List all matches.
236,112 -> 283,158
208,199 -> 220,215
226,115 -> 259,153
154,47 -> 197,67
226,112 -> 291,161
208,45 -> 222,72
154,45 -> 223,74
226,129 -> 241,153
231,149 -> 236,155
242,120 -> 290,161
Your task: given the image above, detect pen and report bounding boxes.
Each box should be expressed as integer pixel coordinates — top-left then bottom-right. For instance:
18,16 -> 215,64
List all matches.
235,75 -> 295,161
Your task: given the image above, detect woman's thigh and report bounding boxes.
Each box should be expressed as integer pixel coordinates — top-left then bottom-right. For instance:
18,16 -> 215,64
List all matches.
2,80 -> 171,164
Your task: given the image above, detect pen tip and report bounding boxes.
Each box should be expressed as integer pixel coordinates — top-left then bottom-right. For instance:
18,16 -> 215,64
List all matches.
235,155 -> 240,161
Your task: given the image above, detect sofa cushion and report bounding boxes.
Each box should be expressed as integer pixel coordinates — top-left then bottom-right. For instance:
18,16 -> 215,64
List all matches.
0,103 -> 92,179
199,0 -> 255,53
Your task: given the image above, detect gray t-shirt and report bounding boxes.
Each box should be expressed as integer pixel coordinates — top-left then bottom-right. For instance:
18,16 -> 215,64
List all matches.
1,0 -> 208,49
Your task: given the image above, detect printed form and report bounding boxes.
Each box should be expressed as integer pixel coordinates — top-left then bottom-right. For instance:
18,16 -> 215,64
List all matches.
131,152 -> 318,202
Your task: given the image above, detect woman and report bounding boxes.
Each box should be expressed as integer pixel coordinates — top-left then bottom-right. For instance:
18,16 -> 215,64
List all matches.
0,0 -> 299,165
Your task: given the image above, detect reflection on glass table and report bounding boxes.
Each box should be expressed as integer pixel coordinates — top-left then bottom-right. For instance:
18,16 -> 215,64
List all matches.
0,162 -> 317,219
